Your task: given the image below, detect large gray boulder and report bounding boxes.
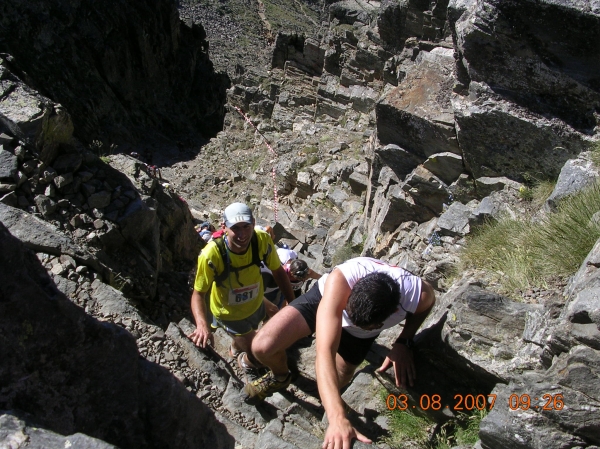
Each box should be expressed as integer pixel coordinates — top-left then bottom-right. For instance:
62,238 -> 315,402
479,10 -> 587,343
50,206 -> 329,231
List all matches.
423,152 -> 464,185
272,33 -> 325,77
0,412 -> 118,449
419,280 -> 547,386
0,203 -> 110,278
545,151 -> 600,212
453,91 -> 591,182
378,0 -> 448,49
450,0 -> 600,131
0,223 -> 233,449
412,235 -> 600,449
480,344 -> 600,449
0,148 -> 18,182
372,143 -> 422,182
329,0 -> 377,26
0,59 -> 74,164
376,47 -> 459,159
0,0 -> 229,142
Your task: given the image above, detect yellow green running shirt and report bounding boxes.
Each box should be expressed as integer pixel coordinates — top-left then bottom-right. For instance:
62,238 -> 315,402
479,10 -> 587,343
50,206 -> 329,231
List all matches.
193,229 -> 281,321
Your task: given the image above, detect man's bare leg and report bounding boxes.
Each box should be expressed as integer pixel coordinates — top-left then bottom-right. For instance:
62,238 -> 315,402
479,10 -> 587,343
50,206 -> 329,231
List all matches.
231,330 -> 255,353
252,306 -> 312,377
231,330 -> 263,366
335,353 -> 358,388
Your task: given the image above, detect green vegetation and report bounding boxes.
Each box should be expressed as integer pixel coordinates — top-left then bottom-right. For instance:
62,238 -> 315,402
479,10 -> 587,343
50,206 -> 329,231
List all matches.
306,154 -> 320,166
332,23 -> 355,33
381,387 -> 488,449
518,180 -> 556,208
460,181 -> 600,296
262,0 -> 320,34
385,407 -> 433,446
453,410 -> 487,445
332,242 -> 361,266
433,410 -> 488,448
90,139 -> 117,163
589,141 -> 600,167
251,155 -> 265,172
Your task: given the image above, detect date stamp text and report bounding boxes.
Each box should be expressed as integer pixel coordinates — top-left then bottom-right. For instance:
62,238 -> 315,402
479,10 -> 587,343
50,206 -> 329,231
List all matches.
385,393 -> 564,411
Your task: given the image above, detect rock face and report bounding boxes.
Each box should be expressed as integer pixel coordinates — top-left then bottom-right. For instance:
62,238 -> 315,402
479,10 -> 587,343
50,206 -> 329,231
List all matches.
453,91 -> 589,181
450,0 -> 600,132
0,223 -> 231,449
0,0 -> 230,143
474,240 -> 600,449
376,46 -> 459,158
1,412 -> 119,449
2,0 -> 600,447
0,60 -> 201,300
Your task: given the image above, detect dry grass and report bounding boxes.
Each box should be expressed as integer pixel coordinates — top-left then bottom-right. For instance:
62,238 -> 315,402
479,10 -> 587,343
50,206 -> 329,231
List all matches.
460,181 -> 600,296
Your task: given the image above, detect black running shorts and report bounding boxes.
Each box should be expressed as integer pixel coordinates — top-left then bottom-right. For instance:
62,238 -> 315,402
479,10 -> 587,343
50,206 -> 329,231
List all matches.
290,283 -> 378,366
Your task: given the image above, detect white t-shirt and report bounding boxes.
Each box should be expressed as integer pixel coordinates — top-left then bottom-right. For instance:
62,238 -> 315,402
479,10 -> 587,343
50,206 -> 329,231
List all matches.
276,248 -> 297,264
317,257 -> 422,338
260,247 -> 300,294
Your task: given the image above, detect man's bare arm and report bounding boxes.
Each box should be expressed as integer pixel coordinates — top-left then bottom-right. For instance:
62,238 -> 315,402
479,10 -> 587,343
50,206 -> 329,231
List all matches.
378,280 -> 436,388
398,279 -> 436,338
189,289 -> 214,348
315,270 -> 371,449
272,266 -> 296,305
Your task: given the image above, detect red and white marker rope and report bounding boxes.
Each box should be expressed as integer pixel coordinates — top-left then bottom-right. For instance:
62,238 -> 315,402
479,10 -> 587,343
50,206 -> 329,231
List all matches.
233,106 -> 279,222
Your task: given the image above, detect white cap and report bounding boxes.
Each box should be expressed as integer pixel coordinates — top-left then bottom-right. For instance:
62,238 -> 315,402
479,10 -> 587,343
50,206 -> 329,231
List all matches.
223,203 -> 253,228
276,248 -> 297,265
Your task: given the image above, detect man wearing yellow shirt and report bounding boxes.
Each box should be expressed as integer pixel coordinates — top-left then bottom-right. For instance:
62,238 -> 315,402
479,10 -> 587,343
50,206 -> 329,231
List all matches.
188,202 -> 295,377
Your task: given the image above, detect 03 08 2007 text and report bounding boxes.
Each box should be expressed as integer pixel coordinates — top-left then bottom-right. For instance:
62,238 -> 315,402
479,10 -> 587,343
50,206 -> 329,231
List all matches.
385,394 -> 496,411
386,393 -> 565,412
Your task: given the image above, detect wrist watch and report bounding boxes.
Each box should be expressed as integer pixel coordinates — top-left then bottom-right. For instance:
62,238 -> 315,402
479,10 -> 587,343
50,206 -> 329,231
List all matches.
395,337 -> 415,349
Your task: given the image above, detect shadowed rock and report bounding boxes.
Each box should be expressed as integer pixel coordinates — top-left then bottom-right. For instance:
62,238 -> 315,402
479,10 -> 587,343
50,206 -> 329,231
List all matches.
0,222 -> 233,449
450,0 -> 600,131
0,0 -> 229,143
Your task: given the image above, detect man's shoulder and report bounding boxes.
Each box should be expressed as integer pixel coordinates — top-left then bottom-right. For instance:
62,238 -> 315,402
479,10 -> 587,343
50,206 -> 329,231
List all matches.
199,240 -> 224,261
254,230 -> 274,251
254,229 -> 269,242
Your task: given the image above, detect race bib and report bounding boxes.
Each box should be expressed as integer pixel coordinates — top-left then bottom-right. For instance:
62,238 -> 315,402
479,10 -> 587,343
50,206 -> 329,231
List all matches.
228,282 -> 260,306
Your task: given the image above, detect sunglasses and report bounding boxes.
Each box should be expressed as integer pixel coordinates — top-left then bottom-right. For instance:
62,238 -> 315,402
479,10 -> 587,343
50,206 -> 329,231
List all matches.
284,264 -> 308,281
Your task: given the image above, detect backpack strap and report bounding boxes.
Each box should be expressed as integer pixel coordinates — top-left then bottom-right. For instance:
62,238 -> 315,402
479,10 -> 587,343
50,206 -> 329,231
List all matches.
209,237 -> 229,288
208,231 -> 271,288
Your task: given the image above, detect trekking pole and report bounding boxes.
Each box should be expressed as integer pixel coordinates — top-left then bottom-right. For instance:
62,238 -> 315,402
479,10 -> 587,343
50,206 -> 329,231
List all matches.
233,106 -> 279,222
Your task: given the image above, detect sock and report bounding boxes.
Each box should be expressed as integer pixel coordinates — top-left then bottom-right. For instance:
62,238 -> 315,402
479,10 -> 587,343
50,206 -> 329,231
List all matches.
241,353 -> 257,369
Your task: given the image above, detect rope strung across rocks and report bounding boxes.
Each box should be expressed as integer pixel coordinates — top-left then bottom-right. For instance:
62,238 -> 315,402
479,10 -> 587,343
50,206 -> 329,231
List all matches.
233,106 -> 279,222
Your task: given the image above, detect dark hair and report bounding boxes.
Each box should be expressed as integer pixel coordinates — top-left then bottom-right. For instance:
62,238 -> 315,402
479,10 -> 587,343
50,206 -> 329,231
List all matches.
346,272 -> 400,327
289,259 -> 309,280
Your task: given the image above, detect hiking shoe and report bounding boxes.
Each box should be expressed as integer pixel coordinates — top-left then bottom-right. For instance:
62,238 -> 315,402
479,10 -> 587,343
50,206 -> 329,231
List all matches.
243,371 -> 292,402
237,352 -> 262,383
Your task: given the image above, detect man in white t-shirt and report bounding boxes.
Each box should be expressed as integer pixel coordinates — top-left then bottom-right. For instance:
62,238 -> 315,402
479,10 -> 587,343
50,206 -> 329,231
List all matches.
261,248 -> 322,308
245,257 -> 436,449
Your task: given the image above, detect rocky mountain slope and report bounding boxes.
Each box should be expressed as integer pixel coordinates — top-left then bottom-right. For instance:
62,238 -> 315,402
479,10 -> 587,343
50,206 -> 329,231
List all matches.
1,0 -> 600,448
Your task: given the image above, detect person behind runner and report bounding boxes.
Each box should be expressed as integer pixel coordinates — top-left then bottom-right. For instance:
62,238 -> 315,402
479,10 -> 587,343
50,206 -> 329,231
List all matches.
212,221 -> 226,239
255,225 -> 276,242
188,202 -> 296,376
261,248 -> 322,308
277,247 -> 321,296
246,257 -> 436,448
198,221 -> 214,243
